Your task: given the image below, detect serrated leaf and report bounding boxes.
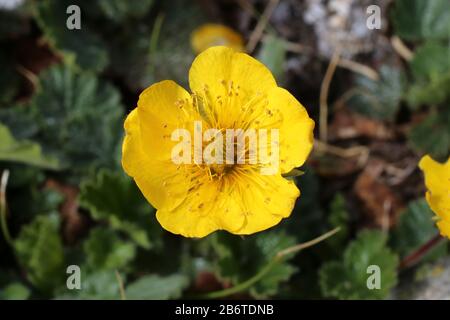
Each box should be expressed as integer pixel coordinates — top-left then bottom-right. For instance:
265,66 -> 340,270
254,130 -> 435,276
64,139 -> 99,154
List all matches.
0,123 -> 60,169
408,109 -> 450,161
14,214 -> 65,293
319,230 -> 399,299
391,0 -> 450,41
125,274 -> 188,300
406,42 -> 450,108
327,193 -> 349,250
83,227 -> 136,271
96,0 -> 154,22
348,65 -> 405,121
390,199 -> 443,259
36,0 -> 109,72
210,230 -> 297,298
79,170 -> 161,249
57,271 -> 121,300
0,283 -> 30,300
0,64 -> 124,176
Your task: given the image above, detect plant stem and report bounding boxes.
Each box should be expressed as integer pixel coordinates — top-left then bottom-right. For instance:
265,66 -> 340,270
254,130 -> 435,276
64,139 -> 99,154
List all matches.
399,234 -> 444,270
115,270 -> 127,300
319,49 -> 340,142
199,227 -> 340,299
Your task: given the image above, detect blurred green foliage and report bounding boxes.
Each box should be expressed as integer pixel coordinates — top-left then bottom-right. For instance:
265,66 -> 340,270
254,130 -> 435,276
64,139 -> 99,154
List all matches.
0,0 -> 449,301
319,230 -> 399,299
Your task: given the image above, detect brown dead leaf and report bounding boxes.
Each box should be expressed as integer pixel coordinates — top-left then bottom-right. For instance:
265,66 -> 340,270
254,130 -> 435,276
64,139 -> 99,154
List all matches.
193,271 -> 225,293
329,108 -> 394,141
353,158 -> 404,229
45,179 -> 88,244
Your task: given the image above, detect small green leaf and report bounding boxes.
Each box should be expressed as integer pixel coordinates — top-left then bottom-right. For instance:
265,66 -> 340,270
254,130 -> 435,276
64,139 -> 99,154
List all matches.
257,35 -> 286,83
282,168 -> 304,178
210,230 -> 297,298
319,230 -> 399,299
83,227 -> 137,271
125,274 -> 189,300
79,170 -> 161,249
0,283 -> 31,300
406,42 -> 450,108
348,65 -> 405,121
96,0 -> 154,22
57,271 -> 121,300
408,109 -> 450,161
327,193 -> 349,250
0,123 -> 60,169
0,64 -> 124,177
391,0 -> 450,41
14,214 -> 65,293
390,199 -> 444,259
36,0 -> 109,72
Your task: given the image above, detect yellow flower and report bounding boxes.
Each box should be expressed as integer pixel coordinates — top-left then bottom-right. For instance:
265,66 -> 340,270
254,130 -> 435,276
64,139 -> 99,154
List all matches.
419,155 -> 450,239
191,24 -> 244,54
122,46 -> 314,238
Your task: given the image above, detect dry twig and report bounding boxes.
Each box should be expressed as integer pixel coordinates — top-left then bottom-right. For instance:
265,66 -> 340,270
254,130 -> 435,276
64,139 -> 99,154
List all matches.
246,0 -> 280,53
391,36 -> 413,61
319,50 -> 340,142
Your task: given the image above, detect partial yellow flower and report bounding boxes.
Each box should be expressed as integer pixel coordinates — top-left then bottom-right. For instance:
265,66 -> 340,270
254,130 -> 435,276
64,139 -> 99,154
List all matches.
191,23 -> 244,54
122,46 -> 314,238
419,155 -> 450,239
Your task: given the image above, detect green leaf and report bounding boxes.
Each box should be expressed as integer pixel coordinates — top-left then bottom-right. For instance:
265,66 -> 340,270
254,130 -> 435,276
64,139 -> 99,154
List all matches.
79,170 -> 161,249
390,199 -> 444,258
257,35 -> 286,83
57,271 -> 121,300
348,65 -> 405,121
327,193 -> 349,250
0,283 -> 31,300
125,274 -> 189,300
210,230 -> 297,298
150,0 -> 206,88
0,123 -> 60,169
96,0 -> 154,22
281,168 -> 304,178
319,230 -> 399,299
285,167 -> 326,243
0,50 -> 21,106
14,214 -> 65,293
391,0 -> 450,41
406,42 -> 450,108
36,0 -> 109,72
83,227 -> 137,271
0,64 -> 124,176
408,109 -> 450,161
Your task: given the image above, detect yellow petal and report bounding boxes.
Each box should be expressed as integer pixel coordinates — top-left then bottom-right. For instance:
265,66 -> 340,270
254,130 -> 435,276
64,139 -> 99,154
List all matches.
155,170 -> 300,237
266,87 -> 315,173
228,171 -> 300,235
189,46 -> 276,101
437,219 -> 450,239
136,80 -> 196,160
155,176 -> 246,237
122,102 -> 191,212
191,24 -> 244,54
419,155 -> 450,239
